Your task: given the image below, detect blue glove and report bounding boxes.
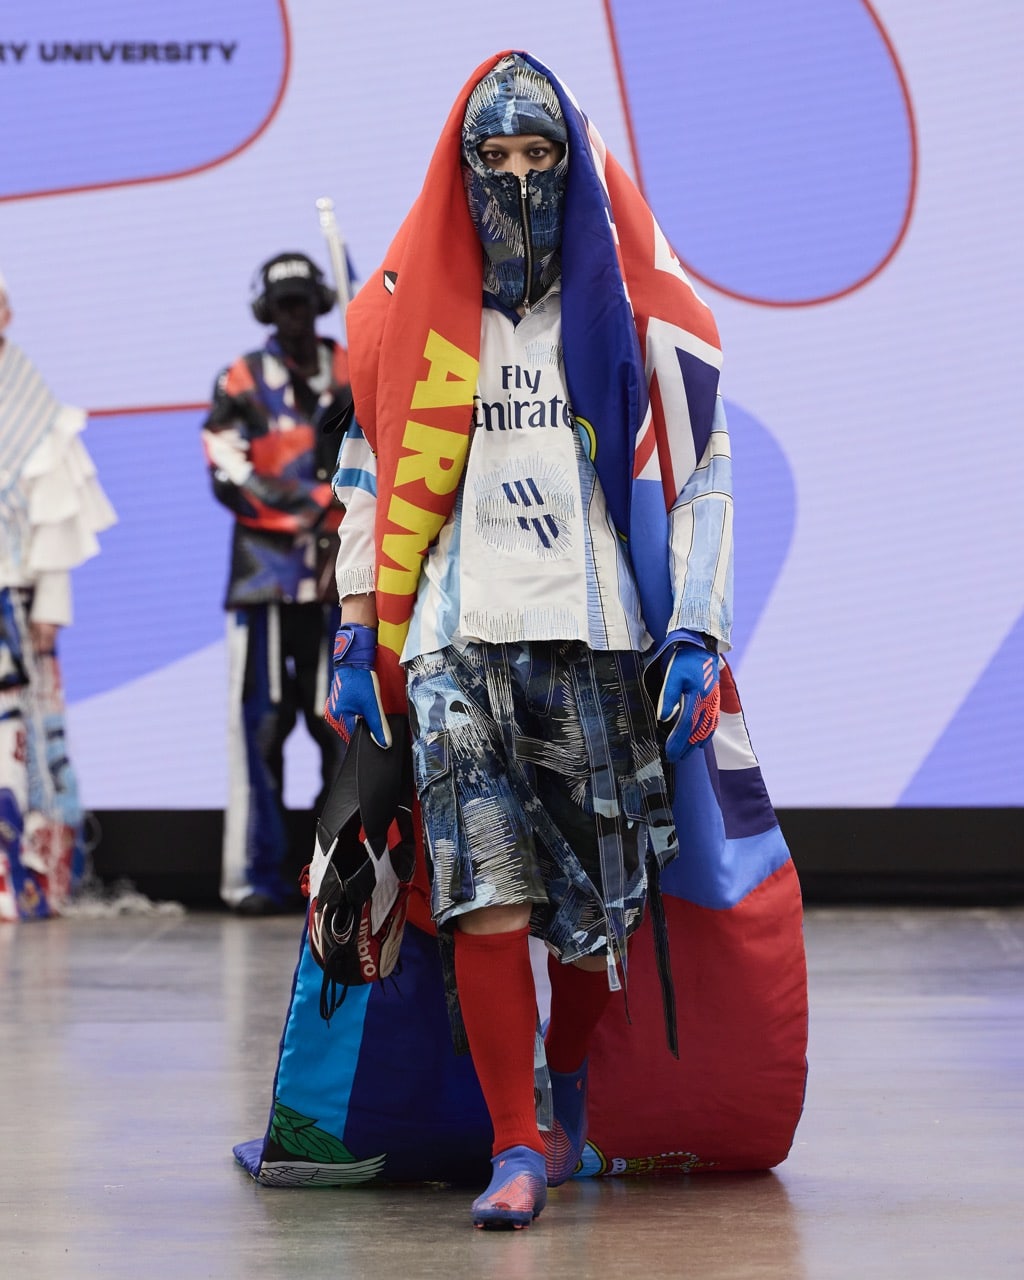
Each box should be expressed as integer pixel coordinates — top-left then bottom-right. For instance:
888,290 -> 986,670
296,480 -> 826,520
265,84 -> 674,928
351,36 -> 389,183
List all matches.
323,623 -> 392,749
656,633 -> 721,763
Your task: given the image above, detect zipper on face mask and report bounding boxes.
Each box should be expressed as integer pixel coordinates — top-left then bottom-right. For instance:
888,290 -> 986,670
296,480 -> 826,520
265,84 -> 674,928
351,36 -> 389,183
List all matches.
518,173 -> 534,313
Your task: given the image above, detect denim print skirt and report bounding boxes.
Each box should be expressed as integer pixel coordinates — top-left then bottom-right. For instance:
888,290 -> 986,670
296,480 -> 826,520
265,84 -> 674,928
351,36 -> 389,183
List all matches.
405,640 -> 677,963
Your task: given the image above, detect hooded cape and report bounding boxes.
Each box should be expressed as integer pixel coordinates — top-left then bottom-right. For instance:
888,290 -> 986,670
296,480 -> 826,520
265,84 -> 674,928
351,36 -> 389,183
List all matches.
235,52 -> 807,1187
346,50 -> 723,708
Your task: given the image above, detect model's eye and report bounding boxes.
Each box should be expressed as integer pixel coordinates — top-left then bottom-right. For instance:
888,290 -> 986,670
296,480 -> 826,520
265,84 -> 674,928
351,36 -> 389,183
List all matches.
480,149 -> 505,166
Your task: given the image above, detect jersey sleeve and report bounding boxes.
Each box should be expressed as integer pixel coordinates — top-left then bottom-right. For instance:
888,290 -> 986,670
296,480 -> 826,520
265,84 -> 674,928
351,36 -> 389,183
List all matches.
333,415 -> 378,598
665,397 -> 734,650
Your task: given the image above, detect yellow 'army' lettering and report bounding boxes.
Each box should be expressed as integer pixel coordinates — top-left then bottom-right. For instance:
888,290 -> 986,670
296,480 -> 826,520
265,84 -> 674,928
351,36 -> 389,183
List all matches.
394,420 -> 465,494
378,495 -> 448,595
410,330 -> 479,410
377,329 -> 479,657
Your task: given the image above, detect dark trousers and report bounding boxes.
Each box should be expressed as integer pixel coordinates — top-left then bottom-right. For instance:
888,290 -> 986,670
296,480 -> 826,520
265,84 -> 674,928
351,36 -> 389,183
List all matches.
222,602 -> 342,905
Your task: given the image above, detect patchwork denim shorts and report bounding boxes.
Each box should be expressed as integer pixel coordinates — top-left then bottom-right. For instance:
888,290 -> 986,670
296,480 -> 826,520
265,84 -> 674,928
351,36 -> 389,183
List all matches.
405,640 -> 677,962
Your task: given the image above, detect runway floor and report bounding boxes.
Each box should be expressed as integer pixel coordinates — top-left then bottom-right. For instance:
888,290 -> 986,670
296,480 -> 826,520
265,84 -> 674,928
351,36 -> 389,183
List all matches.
1,905 -> 1022,1279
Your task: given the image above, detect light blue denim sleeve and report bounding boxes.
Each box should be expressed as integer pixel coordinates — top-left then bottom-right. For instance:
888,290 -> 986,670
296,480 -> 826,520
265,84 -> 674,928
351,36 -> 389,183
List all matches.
666,397 -> 734,650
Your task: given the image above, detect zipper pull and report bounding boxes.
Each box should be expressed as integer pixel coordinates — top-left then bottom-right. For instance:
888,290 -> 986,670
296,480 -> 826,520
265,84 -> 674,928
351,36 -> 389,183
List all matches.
519,173 -> 532,314
606,947 -> 622,993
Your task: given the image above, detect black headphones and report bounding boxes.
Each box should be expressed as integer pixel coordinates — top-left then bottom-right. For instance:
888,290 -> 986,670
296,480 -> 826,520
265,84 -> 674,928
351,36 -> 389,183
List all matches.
249,252 -> 336,324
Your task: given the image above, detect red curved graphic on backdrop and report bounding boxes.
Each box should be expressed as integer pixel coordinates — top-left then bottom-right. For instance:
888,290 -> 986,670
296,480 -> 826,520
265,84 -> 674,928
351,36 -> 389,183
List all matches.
602,0 -> 918,308
89,403 -> 208,418
0,1 -> 292,206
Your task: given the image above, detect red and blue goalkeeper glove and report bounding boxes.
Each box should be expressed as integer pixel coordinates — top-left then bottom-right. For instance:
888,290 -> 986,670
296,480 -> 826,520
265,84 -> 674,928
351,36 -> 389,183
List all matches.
323,623 -> 392,749
656,630 -> 721,763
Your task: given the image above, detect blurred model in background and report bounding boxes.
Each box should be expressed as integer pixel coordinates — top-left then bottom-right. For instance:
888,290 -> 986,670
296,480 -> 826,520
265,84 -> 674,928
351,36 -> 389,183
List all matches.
0,268 -> 117,922
202,252 -> 349,916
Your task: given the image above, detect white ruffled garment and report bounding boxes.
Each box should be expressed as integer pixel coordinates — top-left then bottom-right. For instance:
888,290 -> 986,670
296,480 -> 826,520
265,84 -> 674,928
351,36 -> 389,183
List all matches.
2,403 -> 117,624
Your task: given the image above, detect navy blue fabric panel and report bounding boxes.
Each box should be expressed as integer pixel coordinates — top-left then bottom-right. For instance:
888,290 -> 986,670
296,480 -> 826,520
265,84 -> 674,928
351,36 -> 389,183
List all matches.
719,764 -> 780,840
659,749 -> 790,909
343,923 -> 493,1184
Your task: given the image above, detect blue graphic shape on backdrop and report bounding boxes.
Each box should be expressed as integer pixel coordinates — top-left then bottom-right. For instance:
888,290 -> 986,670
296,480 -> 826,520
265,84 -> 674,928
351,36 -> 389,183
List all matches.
1,0 -> 286,200
899,610 -> 1024,806
724,400 -> 795,670
608,0 -> 914,302
61,408 -> 231,703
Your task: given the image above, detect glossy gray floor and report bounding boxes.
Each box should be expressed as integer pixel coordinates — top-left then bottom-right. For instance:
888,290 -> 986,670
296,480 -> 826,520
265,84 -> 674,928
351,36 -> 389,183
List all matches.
2,907 -> 1022,1280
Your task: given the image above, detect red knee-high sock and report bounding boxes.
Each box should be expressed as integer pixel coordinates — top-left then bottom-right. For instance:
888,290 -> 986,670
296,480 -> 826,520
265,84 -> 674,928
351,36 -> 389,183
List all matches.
454,926 -> 543,1157
544,954 -> 614,1074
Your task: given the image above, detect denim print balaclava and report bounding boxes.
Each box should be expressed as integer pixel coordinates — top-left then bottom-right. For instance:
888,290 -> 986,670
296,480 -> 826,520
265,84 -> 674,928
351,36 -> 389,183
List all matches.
462,54 -> 568,310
